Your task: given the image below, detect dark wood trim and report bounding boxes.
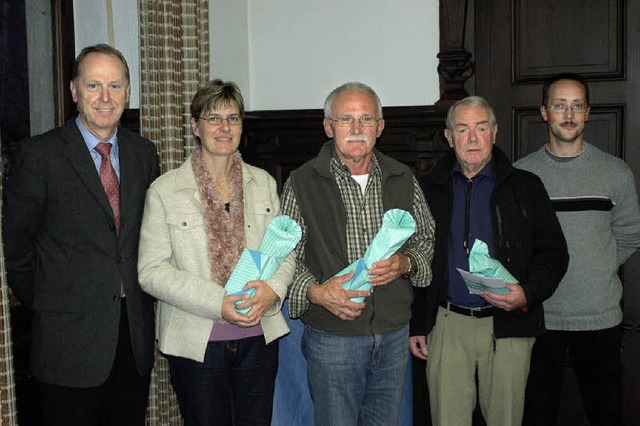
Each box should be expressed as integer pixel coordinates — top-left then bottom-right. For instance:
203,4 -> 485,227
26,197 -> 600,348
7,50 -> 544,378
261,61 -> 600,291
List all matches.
436,0 -> 474,110
51,0 -> 75,126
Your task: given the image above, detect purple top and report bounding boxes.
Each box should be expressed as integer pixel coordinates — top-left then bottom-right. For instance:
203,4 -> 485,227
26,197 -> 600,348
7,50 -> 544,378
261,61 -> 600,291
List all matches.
209,321 -> 264,341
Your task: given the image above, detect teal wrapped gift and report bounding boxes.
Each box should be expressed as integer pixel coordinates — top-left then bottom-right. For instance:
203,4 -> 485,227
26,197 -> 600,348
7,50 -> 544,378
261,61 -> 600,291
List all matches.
463,239 -> 517,295
331,209 -> 416,303
225,215 -> 302,313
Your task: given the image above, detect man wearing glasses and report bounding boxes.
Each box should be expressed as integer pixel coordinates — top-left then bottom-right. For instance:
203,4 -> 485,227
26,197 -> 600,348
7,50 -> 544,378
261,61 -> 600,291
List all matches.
516,73 -> 640,425
279,82 -> 435,425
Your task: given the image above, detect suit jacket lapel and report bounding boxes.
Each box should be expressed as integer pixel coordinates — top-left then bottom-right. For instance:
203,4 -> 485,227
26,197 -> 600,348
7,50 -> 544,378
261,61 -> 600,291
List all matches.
117,127 -> 143,237
61,120 -> 115,220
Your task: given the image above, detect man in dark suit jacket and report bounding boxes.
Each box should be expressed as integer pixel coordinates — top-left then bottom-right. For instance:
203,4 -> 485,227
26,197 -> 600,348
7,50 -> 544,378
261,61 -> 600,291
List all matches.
3,44 -> 160,425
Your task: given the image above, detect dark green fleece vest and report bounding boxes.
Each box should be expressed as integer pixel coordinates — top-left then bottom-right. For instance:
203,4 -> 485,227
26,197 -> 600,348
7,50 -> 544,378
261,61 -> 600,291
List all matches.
290,141 -> 414,336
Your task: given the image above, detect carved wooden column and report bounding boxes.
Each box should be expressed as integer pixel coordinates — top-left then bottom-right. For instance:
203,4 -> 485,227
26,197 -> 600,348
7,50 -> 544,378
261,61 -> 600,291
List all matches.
435,0 -> 474,110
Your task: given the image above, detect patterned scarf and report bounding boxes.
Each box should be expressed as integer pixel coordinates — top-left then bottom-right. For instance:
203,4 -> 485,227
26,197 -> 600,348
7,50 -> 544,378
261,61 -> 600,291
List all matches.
191,148 -> 245,286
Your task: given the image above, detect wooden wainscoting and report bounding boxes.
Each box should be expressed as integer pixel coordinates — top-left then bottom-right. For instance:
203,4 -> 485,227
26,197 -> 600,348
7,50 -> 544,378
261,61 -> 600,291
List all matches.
240,106 -> 448,191
122,106 -> 449,190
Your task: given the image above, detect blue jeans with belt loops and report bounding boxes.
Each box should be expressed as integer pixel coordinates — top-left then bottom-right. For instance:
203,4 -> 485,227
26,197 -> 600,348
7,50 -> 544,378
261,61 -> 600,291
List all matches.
168,336 -> 278,426
302,323 -> 409,426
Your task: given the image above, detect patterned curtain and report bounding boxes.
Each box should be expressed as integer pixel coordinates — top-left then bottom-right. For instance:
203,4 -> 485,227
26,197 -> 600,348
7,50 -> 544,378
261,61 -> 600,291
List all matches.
0,138 -> 18,424
139,1 -> 209,424
139,0 -> 209,173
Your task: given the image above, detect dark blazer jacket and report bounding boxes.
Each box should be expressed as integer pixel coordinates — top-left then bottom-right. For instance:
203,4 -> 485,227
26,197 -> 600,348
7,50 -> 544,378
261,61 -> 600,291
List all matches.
3,119 -> 160,387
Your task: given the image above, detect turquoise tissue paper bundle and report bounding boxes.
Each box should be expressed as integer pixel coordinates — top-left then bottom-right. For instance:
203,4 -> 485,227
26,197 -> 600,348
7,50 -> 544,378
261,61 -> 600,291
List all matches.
333,209 -> 416,303
225,215 -> 302,314
466,239 -> 517,294
468,239 -> 518,283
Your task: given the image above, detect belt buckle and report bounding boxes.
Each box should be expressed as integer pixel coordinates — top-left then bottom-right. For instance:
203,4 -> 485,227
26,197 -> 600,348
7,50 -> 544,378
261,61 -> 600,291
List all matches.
470,305 -> 491,318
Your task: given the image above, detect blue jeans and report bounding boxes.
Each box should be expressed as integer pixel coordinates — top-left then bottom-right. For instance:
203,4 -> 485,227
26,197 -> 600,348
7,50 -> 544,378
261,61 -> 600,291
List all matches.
302,323 -> 409,426
168,336 -> 278,426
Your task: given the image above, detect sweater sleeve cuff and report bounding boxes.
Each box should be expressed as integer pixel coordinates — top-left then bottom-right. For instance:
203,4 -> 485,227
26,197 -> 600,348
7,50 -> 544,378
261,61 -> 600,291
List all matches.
288,271 -> 316,318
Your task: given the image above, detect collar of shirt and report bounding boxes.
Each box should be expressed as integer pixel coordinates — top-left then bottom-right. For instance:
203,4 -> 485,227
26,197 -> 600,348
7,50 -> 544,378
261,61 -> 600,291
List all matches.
451,157 -> 496,183
330,151 -> 382,182
76,116 -> 121,179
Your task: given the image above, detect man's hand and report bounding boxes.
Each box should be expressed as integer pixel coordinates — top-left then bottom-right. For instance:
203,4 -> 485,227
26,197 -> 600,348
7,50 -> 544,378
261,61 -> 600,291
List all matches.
481,282 -> 527,311
307,271 -> 369,320
410,336 -> 428,360
368,252 -> 409,287
233,280 -> 279,325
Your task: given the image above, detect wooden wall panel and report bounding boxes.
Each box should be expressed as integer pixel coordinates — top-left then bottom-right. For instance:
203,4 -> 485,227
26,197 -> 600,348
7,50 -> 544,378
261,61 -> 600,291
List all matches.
240,107 -> 448,191
513,0 -> 624,83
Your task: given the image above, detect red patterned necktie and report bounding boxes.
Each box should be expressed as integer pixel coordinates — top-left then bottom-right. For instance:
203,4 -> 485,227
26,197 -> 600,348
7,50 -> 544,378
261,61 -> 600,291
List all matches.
95,142 -> 120,231
95,142 -> 124,296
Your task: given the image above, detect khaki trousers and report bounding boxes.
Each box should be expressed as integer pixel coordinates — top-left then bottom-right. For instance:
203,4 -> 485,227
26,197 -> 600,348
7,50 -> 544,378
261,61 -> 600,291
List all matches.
426,306 -> 534,426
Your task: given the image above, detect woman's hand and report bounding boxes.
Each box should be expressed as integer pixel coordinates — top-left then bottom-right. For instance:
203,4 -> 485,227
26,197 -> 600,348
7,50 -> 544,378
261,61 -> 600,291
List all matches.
223,280 -> 279,328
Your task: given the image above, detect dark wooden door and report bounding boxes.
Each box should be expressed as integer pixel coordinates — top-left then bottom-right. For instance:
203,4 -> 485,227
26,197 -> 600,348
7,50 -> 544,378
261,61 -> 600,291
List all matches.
473,1 -> 640,424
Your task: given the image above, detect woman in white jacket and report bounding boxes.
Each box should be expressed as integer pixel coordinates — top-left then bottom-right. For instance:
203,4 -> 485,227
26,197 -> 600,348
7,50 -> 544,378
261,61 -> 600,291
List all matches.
138,80 -> 293,426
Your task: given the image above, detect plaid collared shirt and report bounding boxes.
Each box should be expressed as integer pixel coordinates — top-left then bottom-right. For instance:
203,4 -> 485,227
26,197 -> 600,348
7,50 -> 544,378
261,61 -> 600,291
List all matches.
281,153 -> 435,318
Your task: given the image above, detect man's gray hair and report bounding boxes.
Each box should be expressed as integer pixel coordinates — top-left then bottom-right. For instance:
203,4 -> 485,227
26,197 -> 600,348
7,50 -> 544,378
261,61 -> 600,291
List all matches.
323,82 -> 383,119
446,96 -> 497,130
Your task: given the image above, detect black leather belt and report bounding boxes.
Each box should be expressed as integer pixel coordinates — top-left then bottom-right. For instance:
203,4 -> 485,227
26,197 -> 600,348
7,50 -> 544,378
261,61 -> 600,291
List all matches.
439,300 -> 494,318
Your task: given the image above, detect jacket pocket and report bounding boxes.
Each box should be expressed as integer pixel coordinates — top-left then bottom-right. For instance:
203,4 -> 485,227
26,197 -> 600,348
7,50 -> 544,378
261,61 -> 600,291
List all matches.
165,213 -> 205,231
245,199 -> 277,247
249,200 -> 276,217
164,213 -> 208,271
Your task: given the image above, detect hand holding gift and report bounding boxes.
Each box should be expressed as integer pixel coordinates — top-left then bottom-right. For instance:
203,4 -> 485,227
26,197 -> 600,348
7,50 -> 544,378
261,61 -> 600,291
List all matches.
331,209 -> 416,303
225,215 -> 301,314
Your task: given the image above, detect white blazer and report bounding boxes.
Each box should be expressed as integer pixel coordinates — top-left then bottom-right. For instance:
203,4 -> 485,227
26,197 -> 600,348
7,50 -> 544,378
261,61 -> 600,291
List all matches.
138,156 -> 293,362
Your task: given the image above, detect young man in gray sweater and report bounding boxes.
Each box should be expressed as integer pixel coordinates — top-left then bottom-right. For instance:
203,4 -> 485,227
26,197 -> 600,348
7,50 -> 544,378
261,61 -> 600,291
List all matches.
515,73 -> 640,425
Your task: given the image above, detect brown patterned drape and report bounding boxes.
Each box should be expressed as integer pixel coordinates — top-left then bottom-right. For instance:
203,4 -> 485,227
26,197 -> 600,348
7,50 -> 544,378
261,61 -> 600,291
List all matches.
0,137 -> 18,425
139,0 -> 209,173
139,1 -> 209,424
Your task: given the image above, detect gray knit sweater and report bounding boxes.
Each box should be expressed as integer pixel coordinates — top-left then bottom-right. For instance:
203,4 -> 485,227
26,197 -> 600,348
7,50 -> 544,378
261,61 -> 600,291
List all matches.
515,142 -> 640,330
